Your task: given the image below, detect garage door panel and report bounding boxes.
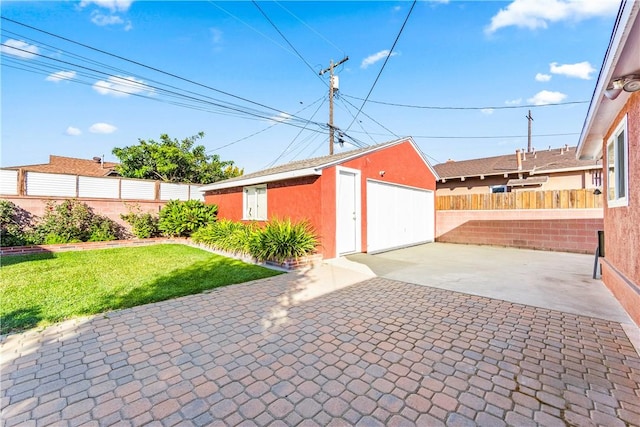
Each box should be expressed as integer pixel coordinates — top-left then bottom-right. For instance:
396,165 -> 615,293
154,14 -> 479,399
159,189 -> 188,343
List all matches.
367,181 -> 434,253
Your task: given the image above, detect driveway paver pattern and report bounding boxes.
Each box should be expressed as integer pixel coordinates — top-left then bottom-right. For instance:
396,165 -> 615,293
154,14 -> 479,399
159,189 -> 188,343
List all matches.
2,274 -> 640,426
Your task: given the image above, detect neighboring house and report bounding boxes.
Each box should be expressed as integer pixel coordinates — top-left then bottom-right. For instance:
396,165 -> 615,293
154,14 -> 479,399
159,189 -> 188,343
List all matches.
200,137 -> 439,259
576,0 -> 640,326
434,146 -> 602,195
5,155 -> 119,177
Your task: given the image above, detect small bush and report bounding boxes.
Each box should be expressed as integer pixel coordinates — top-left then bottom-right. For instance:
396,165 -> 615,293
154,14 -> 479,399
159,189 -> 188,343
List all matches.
121,205 -> 160,238
250,218 -> 318,263
192,220 -> 257,254
0,200 -> 32,247
158,200 -> 217,237
31,199 -> 122,244
193,217 -> 318,263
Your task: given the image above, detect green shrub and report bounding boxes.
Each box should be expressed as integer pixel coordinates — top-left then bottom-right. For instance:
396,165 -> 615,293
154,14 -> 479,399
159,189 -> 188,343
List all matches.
0,200 -> 31,247
192,220 -> 257,253
31,199 -> 122,244
194,217 -> 318,262
121,205 -> 160,238
158,200 -> 217,237
250,218 -> 318,263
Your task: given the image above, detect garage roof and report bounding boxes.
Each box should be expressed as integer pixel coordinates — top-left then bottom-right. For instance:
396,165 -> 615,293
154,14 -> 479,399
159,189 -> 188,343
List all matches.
200,137 -> 438,191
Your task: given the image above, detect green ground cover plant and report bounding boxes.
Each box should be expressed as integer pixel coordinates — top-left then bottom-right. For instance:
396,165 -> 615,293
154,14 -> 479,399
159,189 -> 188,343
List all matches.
192,217 -> 319,262
0,244 -> 281,334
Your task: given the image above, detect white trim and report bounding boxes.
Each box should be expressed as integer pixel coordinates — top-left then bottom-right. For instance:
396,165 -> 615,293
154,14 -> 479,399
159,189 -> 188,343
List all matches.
577,1 -> 639,159
606,115 -> 629,208
242,184 -> 268,220
200,137 -> 439,192
366,178 -> 431,193
335,166 -> 362,256
200,168 -> 322,192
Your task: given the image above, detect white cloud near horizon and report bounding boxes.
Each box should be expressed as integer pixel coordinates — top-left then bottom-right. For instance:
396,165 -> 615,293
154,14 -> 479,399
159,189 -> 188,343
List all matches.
535,73 -> 552,82
485,0 -> 619,34
481,108 -> 495,115
505,98 -> 522,106
549,61 -> 595,79
527,90 -> 567,105
270,112 -> 292,123
93,75 -> 153,97
46,71 -> 77,82
65,126 -> 82,136
89,123 -> 117,134
91,11 -> 124,26
1,39 -> 39,59
80,0 -> 132,12
361,50 -> 399,69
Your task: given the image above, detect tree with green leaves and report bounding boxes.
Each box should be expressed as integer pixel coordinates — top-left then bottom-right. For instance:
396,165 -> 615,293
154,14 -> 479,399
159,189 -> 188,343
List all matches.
112,132 -> 243,184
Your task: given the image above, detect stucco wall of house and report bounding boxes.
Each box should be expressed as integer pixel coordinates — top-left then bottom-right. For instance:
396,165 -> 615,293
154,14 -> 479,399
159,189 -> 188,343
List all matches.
339,140 -> 437,254
601,91 -> 640,325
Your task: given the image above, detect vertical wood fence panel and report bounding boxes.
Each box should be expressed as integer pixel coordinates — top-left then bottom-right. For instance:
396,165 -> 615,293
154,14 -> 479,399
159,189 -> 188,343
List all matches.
436,189 -> 603,210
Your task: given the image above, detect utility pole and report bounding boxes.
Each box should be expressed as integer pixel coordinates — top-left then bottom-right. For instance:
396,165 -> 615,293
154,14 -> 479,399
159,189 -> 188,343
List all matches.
526,110 -> 533,153
320,57 -> 349,155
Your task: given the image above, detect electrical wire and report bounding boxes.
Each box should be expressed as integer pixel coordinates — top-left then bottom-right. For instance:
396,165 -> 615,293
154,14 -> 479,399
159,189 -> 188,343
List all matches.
2,17 -> 310,121
342,94 -> 590,110
274,1 -> 346,58
345,0 -> 417,132
251,1 -> 326,85
207,96 -> 326,152
263,94 -> 327,168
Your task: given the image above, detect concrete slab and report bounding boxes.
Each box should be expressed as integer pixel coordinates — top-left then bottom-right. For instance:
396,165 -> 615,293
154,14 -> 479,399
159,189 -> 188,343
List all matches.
347,243 -> 634,325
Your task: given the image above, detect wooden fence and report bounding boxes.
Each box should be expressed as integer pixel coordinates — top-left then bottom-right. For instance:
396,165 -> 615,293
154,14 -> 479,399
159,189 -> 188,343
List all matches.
436,189 -> 603,210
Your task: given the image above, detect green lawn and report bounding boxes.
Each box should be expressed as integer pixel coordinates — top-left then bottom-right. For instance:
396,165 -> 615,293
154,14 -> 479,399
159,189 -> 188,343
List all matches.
0,244 -> 283,334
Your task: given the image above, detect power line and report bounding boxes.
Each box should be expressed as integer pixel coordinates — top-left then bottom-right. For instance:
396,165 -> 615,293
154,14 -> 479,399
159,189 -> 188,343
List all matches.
347,130 -> 581,140
264,95 -> 328,168
274,1 -> 346,58
1,17 -> 308,121
346,0 -> 417,132
251,1 -> 325,84
208,96 -> 326,153
342,94 -> 590,110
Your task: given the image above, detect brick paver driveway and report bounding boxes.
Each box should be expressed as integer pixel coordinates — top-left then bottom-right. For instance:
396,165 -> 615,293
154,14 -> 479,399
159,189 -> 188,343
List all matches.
2,273 -> 640,426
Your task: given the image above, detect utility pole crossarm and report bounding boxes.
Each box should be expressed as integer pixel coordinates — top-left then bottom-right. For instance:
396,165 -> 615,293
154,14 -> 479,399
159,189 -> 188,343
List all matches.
320,57 -> 349,155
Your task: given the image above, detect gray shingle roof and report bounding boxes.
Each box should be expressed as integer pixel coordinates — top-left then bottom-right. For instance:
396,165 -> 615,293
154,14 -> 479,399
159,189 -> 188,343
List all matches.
434,146 -> 601,179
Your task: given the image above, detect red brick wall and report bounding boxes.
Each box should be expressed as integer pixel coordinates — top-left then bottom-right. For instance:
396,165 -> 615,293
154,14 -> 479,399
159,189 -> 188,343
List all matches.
436,209 -> 603,254
2,196 -> 165,228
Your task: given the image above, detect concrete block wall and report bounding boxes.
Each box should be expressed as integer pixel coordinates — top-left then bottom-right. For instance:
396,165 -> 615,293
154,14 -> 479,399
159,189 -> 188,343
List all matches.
436,209 -> 603,254
3,196 -> 165,228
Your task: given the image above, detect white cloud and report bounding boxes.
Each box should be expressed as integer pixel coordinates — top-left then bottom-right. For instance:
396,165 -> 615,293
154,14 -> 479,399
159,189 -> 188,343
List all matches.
89,123 -> 117,134
93,75 -> 153,97
505,98 -> 522,106
91,11 -> 124,26
549,61 -> 595,80
485,0 -> 619,34
1,39 -> 39,59
535,73 -> 552,82
46,71 -> 77,83
527,90 -> 567,105
210,28 -> 223,45
65,126 -> 82,136
481,108 -> 495,115
80,0 -> 132,12
361,50 -> 399,69
270,113 -> 291,123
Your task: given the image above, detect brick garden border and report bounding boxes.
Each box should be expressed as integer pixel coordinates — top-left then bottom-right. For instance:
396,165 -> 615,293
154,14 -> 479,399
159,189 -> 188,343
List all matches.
0,238 -> 322,271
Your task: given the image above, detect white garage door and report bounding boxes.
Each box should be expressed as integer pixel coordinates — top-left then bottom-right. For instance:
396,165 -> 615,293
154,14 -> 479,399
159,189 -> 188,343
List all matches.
366,180 -> 434,254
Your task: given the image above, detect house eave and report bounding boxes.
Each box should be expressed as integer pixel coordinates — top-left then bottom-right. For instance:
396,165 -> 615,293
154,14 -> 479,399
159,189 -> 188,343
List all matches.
200,168 -> 322,192
576,0 -> 640,160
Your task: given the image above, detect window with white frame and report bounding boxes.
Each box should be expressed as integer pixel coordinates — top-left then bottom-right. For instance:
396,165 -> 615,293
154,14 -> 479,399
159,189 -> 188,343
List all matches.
243,185 -> 267,220
607,115 -> 628,207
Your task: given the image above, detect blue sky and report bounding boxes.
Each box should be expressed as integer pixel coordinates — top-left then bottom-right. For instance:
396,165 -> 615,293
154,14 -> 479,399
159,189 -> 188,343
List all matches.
1,0 -> 620,173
